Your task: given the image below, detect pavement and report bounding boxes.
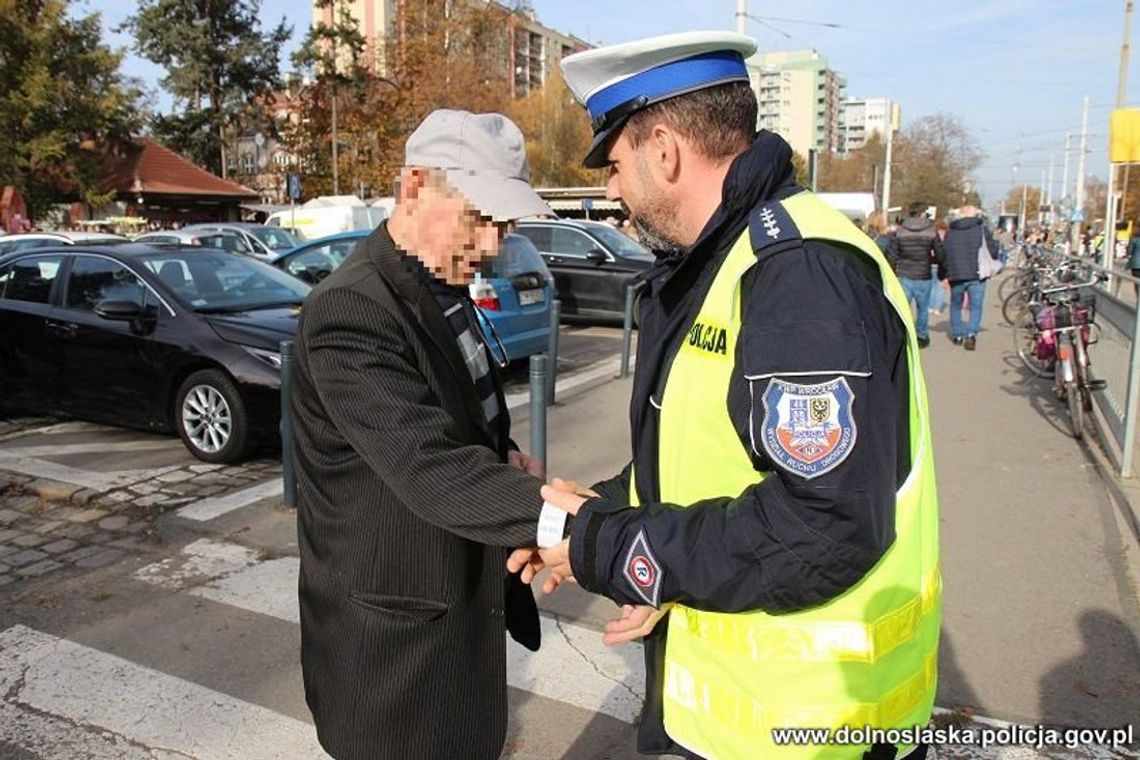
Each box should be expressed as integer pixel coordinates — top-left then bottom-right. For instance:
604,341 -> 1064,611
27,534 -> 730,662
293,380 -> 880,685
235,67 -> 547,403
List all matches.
0,305 -> 1138,759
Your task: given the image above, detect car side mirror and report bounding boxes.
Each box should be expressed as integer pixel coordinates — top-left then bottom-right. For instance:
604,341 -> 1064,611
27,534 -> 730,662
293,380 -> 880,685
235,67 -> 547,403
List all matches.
586,249 -> 607,264
95,300 -> 144,321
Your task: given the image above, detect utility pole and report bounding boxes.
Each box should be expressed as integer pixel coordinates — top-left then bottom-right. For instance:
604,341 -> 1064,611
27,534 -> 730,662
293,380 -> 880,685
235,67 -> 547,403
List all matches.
1112,0 -> 1130,262
1061,132 -> 1071,216
1073,96 -> 1090,250
1118,0 -> 1133,108
1046,154 -> 1055,226
736,0 -> 747,35
882,122 -> 894,218
1026,181 -> 1035,234
1040,169 -> 1047,223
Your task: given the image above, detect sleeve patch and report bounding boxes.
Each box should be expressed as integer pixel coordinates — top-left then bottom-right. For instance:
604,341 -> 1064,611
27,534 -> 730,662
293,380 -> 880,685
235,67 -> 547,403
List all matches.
623,529 -> 663,607
757,377 -> 857,480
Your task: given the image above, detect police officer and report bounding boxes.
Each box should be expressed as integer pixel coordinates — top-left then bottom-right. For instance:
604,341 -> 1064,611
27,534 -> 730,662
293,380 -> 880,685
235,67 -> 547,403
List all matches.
511,32 -> 941,760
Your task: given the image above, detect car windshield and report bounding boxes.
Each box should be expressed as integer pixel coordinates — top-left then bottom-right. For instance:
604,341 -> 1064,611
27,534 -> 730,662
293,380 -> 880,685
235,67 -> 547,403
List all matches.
139,249 -> 310,312
247,227 -> 300,250
586,225 -> 653,259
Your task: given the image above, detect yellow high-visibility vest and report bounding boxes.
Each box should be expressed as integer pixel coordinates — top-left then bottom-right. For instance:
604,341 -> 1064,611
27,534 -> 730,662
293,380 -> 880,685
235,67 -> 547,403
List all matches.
634,191 -> 941,759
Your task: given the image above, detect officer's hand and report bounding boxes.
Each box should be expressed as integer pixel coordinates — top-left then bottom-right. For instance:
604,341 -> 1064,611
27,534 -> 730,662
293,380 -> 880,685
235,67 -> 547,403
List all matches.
603,604 -> 668,646
540,483 -> 587,516
507,547 -> 545,584
537,539 -> 574,594
547,477 -> 599,499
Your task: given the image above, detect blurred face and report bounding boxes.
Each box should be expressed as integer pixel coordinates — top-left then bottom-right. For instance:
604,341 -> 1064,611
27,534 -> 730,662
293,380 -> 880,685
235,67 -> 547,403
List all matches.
604,128 -> 686,256
399,170 -> 513,286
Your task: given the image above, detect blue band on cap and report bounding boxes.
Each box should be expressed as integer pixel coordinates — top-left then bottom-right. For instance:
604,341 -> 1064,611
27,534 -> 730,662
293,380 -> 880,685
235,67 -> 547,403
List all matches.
585,51 -> 749,125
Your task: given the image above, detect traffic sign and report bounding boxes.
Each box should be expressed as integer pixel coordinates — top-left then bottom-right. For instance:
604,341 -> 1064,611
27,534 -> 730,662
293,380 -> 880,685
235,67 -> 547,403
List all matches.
287,174 -> 301,201
1071,209 -> 1084,222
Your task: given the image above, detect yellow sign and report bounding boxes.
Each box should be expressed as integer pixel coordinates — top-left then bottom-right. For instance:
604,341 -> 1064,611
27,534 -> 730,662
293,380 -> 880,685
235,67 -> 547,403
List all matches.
1110,109 -> 1140,163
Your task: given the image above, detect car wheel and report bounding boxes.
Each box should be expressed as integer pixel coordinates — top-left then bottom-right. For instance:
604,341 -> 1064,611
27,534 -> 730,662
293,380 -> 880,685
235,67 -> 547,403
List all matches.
175,369 -> 252,463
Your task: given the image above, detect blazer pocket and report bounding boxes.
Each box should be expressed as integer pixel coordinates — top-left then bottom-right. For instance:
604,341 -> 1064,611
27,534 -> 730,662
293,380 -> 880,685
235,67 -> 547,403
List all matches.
347,591 -> 449,623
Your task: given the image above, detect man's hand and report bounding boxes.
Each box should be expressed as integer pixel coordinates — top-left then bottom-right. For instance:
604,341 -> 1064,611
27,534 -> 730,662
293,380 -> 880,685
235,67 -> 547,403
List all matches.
602,604 -> 668,646
508,449 -> 545,480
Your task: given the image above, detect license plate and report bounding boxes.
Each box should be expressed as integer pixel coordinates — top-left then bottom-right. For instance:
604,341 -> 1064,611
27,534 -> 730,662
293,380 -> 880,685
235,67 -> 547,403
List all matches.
518,288 -> 545,306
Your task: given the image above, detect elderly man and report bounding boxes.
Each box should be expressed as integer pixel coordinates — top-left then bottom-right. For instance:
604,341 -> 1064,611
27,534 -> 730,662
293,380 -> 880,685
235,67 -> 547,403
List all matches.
292,109 -> 552,760
513,32 -> 941,760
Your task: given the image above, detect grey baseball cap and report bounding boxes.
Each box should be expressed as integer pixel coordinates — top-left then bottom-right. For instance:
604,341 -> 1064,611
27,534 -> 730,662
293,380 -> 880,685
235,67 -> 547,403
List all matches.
404,109 -> 552,221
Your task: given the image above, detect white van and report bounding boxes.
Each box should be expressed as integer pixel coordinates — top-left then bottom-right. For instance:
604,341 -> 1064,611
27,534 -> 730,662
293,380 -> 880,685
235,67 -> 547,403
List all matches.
267,198 -> 387,241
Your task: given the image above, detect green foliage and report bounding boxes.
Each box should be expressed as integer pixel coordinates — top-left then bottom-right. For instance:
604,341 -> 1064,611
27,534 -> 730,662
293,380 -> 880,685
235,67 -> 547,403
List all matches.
120,0 -> 291,175
0,0 -> 144,220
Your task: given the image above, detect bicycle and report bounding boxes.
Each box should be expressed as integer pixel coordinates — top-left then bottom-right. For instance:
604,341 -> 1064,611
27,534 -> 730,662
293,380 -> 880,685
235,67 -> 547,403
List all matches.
1011,274 -> 1106,438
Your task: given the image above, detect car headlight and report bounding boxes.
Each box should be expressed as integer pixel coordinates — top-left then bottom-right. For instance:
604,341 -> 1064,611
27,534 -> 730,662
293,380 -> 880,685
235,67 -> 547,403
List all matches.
242,346 -> 282,370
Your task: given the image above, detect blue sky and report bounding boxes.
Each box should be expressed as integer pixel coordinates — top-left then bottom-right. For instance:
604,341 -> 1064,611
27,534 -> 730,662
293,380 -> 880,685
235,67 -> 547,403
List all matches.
88,0 -> 1137,208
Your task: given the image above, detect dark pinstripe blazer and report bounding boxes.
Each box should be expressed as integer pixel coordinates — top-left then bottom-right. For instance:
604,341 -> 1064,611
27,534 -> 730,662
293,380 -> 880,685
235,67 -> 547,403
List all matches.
292,223 -> 543,760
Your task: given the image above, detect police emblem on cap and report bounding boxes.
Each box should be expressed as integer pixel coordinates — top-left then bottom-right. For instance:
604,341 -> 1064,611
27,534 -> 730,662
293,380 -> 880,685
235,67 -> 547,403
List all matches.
758,378 -> 857,479
623,529 -> 662,607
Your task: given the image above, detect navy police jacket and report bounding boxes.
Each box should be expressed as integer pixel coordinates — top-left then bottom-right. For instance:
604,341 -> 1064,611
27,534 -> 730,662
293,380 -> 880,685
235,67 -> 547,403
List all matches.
568,131 -> 912,755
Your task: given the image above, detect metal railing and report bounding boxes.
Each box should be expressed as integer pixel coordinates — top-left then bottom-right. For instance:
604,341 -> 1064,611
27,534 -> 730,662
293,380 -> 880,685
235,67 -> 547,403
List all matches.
1030,247 -> 1140,476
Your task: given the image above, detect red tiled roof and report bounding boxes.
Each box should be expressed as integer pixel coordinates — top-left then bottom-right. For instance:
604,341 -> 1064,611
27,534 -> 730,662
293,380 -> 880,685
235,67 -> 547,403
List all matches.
101,138 -> 258,199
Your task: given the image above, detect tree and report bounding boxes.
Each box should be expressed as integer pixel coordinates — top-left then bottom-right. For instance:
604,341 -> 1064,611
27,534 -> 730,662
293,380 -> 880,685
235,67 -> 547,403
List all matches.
0,0 -> 144,221
1002,185 -> 1043,222
288,0 -> 369,195
890,114 -> 984,216
818,134 -> 886,194
505,73 -> 599,187
791,151 -> 809,188
121,0 -> 291,176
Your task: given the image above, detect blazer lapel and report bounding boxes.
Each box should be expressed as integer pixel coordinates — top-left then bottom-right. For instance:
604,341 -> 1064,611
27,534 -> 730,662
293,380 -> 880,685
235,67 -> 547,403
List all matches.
365,225 -> 493,443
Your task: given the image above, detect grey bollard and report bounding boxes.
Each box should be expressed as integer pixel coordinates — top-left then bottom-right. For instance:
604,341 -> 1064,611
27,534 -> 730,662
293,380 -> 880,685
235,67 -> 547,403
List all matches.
529,354 -> 547,472
280,340 -> 297,509
618,282 -> 639,379
546,299 -> 561,406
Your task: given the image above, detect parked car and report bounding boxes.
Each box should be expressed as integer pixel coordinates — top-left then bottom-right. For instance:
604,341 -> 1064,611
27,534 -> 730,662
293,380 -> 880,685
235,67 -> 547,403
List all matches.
181,223 -> 300,261
515,219 -> 655,321
269,230 -> 369,284
272,230 -> 553,361
134,229 -> 256,255
0,231 -> 129,255
0,243 -> 311,463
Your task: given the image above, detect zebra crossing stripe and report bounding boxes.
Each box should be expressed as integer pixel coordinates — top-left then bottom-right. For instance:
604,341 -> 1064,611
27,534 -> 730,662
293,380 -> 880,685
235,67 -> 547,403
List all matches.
0,624 -> 329,759
134,539 -> 647,723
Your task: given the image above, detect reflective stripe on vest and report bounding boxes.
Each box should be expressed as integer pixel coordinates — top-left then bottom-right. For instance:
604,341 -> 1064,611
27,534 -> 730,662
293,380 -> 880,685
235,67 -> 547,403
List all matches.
643,191 -> 941,760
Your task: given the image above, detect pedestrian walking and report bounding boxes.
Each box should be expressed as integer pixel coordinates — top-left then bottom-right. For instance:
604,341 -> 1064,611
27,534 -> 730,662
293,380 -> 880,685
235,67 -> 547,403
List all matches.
888,202 -> 944,347
291,109 -> 554,760
1127,227 -> 1140,299
941,206 -> 999,350
511,31 -> 941,760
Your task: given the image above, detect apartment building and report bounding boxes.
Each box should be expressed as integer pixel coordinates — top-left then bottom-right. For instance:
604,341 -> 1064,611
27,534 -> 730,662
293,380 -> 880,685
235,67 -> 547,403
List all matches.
311,0 -> 589,97
748,49 -> 846,157
839,97 -> 900,153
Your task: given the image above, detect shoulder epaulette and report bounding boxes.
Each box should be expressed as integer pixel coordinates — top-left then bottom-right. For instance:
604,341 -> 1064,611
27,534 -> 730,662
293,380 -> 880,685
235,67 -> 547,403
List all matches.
748,201 -> 803,260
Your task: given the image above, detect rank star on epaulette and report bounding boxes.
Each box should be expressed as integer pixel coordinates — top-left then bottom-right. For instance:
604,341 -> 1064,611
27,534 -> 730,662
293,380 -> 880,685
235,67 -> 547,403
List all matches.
759,377 -> 857,479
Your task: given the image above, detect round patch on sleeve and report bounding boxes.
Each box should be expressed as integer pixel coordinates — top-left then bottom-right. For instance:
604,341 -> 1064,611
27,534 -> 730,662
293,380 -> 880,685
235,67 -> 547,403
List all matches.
759,377 -> 857,479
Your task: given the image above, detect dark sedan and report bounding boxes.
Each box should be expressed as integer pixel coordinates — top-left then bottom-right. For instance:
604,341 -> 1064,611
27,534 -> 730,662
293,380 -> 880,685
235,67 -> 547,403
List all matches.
516,219 -> 655,322
0,244 -> 310,463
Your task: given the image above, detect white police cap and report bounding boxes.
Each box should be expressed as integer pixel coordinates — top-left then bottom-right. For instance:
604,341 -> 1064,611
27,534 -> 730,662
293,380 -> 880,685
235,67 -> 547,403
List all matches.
560,31 -> 758,168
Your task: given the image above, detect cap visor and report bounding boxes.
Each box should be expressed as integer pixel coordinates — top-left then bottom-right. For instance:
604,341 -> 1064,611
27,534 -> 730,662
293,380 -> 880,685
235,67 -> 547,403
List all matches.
446,170 -> 552,221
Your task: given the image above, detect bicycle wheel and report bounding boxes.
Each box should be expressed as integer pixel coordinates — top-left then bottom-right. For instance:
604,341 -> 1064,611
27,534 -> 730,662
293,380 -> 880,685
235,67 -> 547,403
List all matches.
1066,380 -> 1084,439
1012,306 -> 1054,378
998,270 -> 1027,301
1002,286 -> 1033,326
